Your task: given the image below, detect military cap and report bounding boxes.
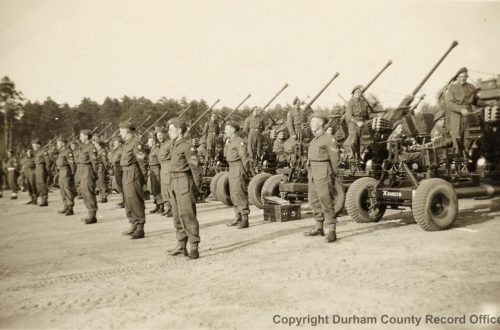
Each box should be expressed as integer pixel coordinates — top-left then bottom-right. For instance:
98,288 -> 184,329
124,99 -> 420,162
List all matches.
32,138 -> 41,145
168,117 -> 187,131
154,126 -> 167,134
80,129 -> 92,136
119,121 -> 135,131
351,85 -> 363,94
225,121 -> 240,131
293,97 -> 301,105
434,110 -> 445,122
455,67 -> 468,77
310,111 -> 329,125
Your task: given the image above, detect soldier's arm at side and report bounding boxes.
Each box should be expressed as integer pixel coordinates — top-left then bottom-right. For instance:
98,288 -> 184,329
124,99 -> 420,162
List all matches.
184,144 -> 202,191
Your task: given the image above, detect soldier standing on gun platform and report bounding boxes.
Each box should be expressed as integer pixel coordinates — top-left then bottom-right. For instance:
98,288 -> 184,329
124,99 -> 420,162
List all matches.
166,118 -> 202,259
119,121 -> 147,239
287,97 -> 308,142
224,122 -> 251,229
202,113 -> 221,162
303,114 -> 339,243
32,139 -> 49,206
147,133 -> 164,214
55,137 -> 75,216
76,129 -> 98,224
157,126 -> 173,217
345,85 -> 371,162
243,107 -> 265,161
6,150 -> 20,199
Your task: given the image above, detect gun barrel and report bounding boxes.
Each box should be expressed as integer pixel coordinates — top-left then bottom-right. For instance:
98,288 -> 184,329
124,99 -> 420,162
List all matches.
306,73 -> 340,109
143,110 -> 173,134
411,40 -> 458,97
262,83 -> 289,111
361,60 -> 393,94
224,94 -> 252,122
178,104 -> 193,118
135,115 -> 153,131
95,122 -> 113,137
189,99 -> 220,128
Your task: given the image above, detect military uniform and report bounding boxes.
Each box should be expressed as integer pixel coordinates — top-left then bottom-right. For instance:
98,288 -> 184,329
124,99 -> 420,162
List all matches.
56,147 -> 75,215
306,131 -> 339,240
345,96 -> 370,161
76,141 -> 98,223
287,107 -> 308,141
120,135 -> 146,236
6,155 -> 20,199
444,81 -> 479,156
96,146 -> 109,202
148,143 -> 163,213
109,144 -> 124,205
202,119 -> 220,160
158,139 -> 173,216
243,113 -> 265,160
168,136 -> 202,252
22,153 -> 37,204
34,148 -> 49,206
273,137 -> 287,163
224,134 -> 251,228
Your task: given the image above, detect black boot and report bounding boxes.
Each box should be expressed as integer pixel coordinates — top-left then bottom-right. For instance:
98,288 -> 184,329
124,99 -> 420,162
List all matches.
188,244 -> 199,260
26,198 -> 34,205
39,197 -> 48,207
227,214 -> 241,227
58,206 -> 68,214
158,204 -> 165,214
149,204 -> 160,214
324,225 -> 337,243
167,241 -> 187,256
84,215 -> 97,224
303,227 -> 325,236
121,223 -> 137,236
237,214 -> 249,229
64,206 -> 74,216
130,224 -> 145,239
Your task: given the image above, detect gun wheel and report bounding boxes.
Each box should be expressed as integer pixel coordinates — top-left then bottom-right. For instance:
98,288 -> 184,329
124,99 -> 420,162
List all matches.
248,172 -> 272,209
261,174 -> 285,204
209,171 -> 227,199
412,178 -> 458,231
345,177 -> 386,223
215,172 -> 233,207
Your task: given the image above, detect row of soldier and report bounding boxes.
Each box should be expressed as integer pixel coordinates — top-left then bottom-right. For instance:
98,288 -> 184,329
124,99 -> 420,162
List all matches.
0,66 -> 481,258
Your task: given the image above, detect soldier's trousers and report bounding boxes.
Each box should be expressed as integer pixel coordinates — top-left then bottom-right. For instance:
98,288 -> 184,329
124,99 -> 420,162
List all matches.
347,122 -> 362,160
159,163 -> 172,212
446,111 -> 470,156
169,171 -> 200,244
7,169 -> 18,193
122,163 -> 145,225
58,167 -> 75,208
206,133 -> 217,159
149,164 -> 163,205
77,164 -> 97,216
35,165 -> 48,201
247,131 -> 263,160
228,162 -> 249,218
96,164 -> 108,199
308,163 -> 337,231
25,169 -> 37,198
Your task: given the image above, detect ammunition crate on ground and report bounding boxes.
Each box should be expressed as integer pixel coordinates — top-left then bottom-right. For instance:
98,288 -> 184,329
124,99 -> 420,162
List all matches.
263,204 -> 301,222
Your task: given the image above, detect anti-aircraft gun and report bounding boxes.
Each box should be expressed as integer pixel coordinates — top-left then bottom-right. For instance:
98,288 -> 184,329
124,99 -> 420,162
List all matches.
342,41 -> 500,232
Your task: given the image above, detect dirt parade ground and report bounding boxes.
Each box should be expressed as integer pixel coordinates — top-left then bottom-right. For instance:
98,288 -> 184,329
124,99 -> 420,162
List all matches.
0,190 -> 499,329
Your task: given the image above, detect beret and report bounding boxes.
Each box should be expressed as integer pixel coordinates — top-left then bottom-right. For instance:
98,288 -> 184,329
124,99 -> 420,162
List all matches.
351,85 -> 363,94
225,121 -> 240,131
119,121 -> 135,131
80,129 -> 92,136
168,117 -> 187,131
154,126 -> 167,134
456,67 -> 468,77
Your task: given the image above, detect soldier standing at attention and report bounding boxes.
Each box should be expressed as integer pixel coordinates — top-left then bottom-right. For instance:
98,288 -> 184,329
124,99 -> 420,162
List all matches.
76,129 -> 98,224
345,85 -> 370,162
444,67 -> 481,157
287,97 -> 308,142
156,126 -> 173,217
23,149 -> 37,204
147,134 -> 164,214
243,107 -> 265,161
69,141 -> 82,200
303,114 -> 340,243
93,139 -> 109,203
55,137 -> 75,216
224,122 -> 251,229
202,113 -> 220,161
32,139 -> 49,206
119,122 -> 147,239
109,137 -> 125,208
166,118 -> 202,259
6,150 -> 20,199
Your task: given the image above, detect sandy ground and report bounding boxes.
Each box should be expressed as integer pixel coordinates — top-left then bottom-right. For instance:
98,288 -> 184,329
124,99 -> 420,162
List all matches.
0,189 -> 499,330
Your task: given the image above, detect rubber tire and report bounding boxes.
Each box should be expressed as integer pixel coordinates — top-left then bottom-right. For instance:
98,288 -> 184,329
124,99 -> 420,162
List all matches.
209,171 -> 227,198
412,178 -> 458,231
248,172 -> 272,209
345,177 -> 386,223
215,172 -> 233,207
333,179 -> 346,215
261,174 -> 285,203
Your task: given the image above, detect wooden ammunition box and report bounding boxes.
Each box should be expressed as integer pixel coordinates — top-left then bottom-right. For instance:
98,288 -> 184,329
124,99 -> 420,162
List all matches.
263,204 -> 301,222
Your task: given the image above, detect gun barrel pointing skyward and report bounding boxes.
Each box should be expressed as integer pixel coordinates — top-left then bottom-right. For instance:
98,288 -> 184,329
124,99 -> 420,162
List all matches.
224,94 -> 252,122
189,99 -> 221,129
107,117 -> 132,141
143,108 -> 175,135
305,73 -> 340,110
361,60 -> 392,95
135,115 -> 153,131
178,104 -> 193,118
262,83 -> 289,111
95,122 -> 113,137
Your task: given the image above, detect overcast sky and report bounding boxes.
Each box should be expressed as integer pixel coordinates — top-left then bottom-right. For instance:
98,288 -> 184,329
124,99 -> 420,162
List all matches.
0,0 -> 499,109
